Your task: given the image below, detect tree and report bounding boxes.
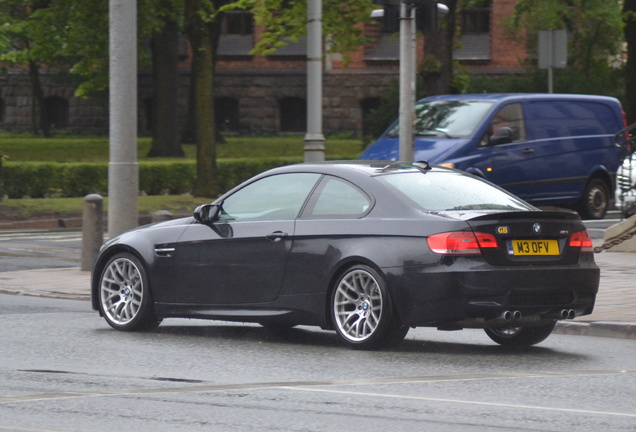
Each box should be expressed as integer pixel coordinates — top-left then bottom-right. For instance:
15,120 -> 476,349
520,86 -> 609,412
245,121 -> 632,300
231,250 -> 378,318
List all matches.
185,0 -> 223,197
507,0 -> 623,81
420,0 -> 460,97
146,0 -> 184,158
0,0 -> 55,136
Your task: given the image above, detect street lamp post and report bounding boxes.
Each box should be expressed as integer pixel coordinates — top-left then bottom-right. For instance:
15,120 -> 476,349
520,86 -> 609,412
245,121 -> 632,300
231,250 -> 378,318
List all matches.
304,0 -> 325,162
108,0 -> 138,237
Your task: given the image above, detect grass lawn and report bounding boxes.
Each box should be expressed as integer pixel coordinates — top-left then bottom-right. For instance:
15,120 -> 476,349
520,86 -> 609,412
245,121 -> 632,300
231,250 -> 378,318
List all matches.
0,134 -> 366,162
0,134 -> 368,219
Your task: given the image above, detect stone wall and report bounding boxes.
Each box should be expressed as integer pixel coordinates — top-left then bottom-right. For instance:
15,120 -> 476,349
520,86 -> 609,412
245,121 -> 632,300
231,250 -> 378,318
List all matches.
1,68 -> 397,138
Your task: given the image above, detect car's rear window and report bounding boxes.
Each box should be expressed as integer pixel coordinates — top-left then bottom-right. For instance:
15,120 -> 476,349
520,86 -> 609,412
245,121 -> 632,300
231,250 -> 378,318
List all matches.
376,171 -> 534,212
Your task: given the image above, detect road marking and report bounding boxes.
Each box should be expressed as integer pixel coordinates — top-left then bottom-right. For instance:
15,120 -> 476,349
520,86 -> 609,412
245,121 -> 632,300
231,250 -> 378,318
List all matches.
288,387 -> 636,419
1,369 -> 635,421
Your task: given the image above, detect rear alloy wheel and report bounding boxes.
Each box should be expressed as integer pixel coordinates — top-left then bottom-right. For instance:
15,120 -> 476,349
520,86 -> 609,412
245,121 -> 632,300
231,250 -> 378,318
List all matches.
98,253 -> 161,331
579,178 -> 609,220
484,321 -> 556,347
331,265 -> 408,350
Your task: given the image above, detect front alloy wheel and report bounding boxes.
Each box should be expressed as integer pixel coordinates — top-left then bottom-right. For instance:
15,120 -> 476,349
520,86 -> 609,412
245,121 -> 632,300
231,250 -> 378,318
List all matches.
98,253 -> 161,331
331,265 -> 407,350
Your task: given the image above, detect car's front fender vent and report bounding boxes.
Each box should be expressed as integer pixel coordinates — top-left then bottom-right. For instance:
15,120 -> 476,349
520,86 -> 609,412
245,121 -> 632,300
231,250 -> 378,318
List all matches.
154,246 -> 176,258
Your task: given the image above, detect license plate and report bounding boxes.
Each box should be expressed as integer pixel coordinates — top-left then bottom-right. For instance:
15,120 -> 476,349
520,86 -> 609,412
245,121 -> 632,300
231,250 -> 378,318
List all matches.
507,239 -> 559,256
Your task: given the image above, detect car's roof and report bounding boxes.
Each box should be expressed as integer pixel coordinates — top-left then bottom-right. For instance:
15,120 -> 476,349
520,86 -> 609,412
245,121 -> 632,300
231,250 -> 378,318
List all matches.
419,93 -> 620,104
268,160 -> 444,177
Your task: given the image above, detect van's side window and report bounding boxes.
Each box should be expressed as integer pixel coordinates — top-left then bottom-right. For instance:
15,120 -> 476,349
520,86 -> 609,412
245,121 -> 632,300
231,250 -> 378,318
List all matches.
481,103 -> 526,146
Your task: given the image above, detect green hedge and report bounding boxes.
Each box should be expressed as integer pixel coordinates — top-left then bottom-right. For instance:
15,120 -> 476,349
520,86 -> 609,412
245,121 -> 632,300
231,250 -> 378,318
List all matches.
1,157 -> 302,198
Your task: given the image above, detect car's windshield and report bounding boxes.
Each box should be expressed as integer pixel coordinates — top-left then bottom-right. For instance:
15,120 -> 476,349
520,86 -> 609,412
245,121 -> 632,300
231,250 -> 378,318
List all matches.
376,170 -> 534,213
386,100 -> 494,139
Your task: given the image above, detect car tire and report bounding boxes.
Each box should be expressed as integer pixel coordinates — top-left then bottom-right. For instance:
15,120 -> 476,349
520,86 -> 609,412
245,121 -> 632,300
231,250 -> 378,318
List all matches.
484,321 -> 556,347
98,253 -> 162,331
331,265 -> 408,350
579,178 -> 609,220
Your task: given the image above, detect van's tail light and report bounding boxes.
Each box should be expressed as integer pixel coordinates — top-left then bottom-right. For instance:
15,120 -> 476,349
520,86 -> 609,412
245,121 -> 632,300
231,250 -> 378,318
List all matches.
428,231 -> 498,255
569,230 -> 594,253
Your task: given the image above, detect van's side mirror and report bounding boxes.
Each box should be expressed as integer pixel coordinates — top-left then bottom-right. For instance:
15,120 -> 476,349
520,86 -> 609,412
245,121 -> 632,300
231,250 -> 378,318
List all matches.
193,204 -> 220,224
489,126 -> 514,145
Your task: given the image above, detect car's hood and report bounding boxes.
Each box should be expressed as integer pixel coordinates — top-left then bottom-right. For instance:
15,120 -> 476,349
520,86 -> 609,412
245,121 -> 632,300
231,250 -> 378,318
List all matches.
360,136 -> 466,163
103,216 -> 194,248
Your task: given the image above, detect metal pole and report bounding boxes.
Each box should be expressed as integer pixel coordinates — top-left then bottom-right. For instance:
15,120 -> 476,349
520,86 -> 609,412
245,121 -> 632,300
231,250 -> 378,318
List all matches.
399,2 -> 415,162
108,0 -> 138,238
304,0 -> 325,162
548,29 -> 553,94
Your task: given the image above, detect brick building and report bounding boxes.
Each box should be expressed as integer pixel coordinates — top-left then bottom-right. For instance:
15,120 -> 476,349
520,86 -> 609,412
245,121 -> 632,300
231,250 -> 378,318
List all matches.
0,0 -> 526,138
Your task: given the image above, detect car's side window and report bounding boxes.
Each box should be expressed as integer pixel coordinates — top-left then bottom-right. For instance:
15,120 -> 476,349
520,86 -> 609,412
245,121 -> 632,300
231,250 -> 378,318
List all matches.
305,176 -> 371,218
220,173 -> 322,221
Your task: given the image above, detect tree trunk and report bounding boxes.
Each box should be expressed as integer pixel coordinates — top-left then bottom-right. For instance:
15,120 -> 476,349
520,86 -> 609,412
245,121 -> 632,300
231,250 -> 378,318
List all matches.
147,16 -> 184,157
420,0 -> 457,96
28,61 -> 50,137
624,0 -> 636,125
185,1 -> 220,198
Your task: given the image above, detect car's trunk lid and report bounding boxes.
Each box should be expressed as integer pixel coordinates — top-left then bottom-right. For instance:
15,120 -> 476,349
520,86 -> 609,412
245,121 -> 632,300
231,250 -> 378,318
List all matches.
463,211 -> 589,266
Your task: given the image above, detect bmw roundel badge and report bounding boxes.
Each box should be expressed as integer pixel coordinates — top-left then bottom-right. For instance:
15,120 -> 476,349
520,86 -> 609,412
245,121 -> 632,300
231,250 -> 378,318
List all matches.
533,223 -> 542,234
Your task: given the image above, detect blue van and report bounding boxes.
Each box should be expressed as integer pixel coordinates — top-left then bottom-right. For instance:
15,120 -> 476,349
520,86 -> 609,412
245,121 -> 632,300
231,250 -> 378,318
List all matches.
360,93 -> 625,219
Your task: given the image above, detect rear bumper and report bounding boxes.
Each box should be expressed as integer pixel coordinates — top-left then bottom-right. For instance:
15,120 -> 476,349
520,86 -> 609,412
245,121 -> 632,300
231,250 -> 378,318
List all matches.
386,256 -> 599,328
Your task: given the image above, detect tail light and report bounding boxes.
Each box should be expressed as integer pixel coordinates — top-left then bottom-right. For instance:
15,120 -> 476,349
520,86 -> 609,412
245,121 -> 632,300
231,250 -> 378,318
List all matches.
569,230 -> 593,253
428,231 -> 498,255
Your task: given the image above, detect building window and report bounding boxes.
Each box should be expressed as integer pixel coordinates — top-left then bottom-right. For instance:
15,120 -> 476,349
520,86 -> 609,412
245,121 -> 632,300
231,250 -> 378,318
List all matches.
44,96 -> 69,129
454,1 -> 491,61
222,11 -> 254,35
215,97 -> 239,133
279,97 -> 306,133
218,11 -> 254,56
360,97 -> 381,137
461,7 -> 490,35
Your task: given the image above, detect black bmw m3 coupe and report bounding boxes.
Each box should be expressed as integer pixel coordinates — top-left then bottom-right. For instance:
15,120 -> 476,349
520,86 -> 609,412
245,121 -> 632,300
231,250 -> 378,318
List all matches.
91,161 -> 599,349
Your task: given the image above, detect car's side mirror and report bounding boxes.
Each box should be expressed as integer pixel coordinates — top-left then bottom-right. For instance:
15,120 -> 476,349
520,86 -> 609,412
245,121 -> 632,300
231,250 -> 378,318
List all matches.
489,126 -> 514,146
193,204 -> 220,224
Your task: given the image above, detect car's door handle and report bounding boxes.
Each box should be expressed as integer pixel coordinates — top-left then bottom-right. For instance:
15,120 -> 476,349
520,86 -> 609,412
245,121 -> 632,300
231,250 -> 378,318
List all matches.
522,148 -> 535,154
266,231 -> 289,242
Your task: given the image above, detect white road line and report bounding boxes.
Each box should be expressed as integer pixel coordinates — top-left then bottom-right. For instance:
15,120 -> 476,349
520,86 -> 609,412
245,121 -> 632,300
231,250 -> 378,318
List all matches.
288,386 -> 636,419
1,369 -> 634,412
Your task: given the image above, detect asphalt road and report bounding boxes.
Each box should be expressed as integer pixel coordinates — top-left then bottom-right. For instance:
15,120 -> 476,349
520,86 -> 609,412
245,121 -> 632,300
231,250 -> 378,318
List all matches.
0,230 -> 81,272
1,294 -> 635,432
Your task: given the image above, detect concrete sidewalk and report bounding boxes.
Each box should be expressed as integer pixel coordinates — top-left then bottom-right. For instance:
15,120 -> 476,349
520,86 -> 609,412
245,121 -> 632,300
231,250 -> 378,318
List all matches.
0,250 -> 634,339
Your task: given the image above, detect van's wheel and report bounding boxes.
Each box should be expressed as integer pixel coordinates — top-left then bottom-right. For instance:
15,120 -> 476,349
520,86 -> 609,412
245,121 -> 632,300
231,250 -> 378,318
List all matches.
578,178 -> 609,220
331,265 -> 408,350
484,321 -> 556,347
